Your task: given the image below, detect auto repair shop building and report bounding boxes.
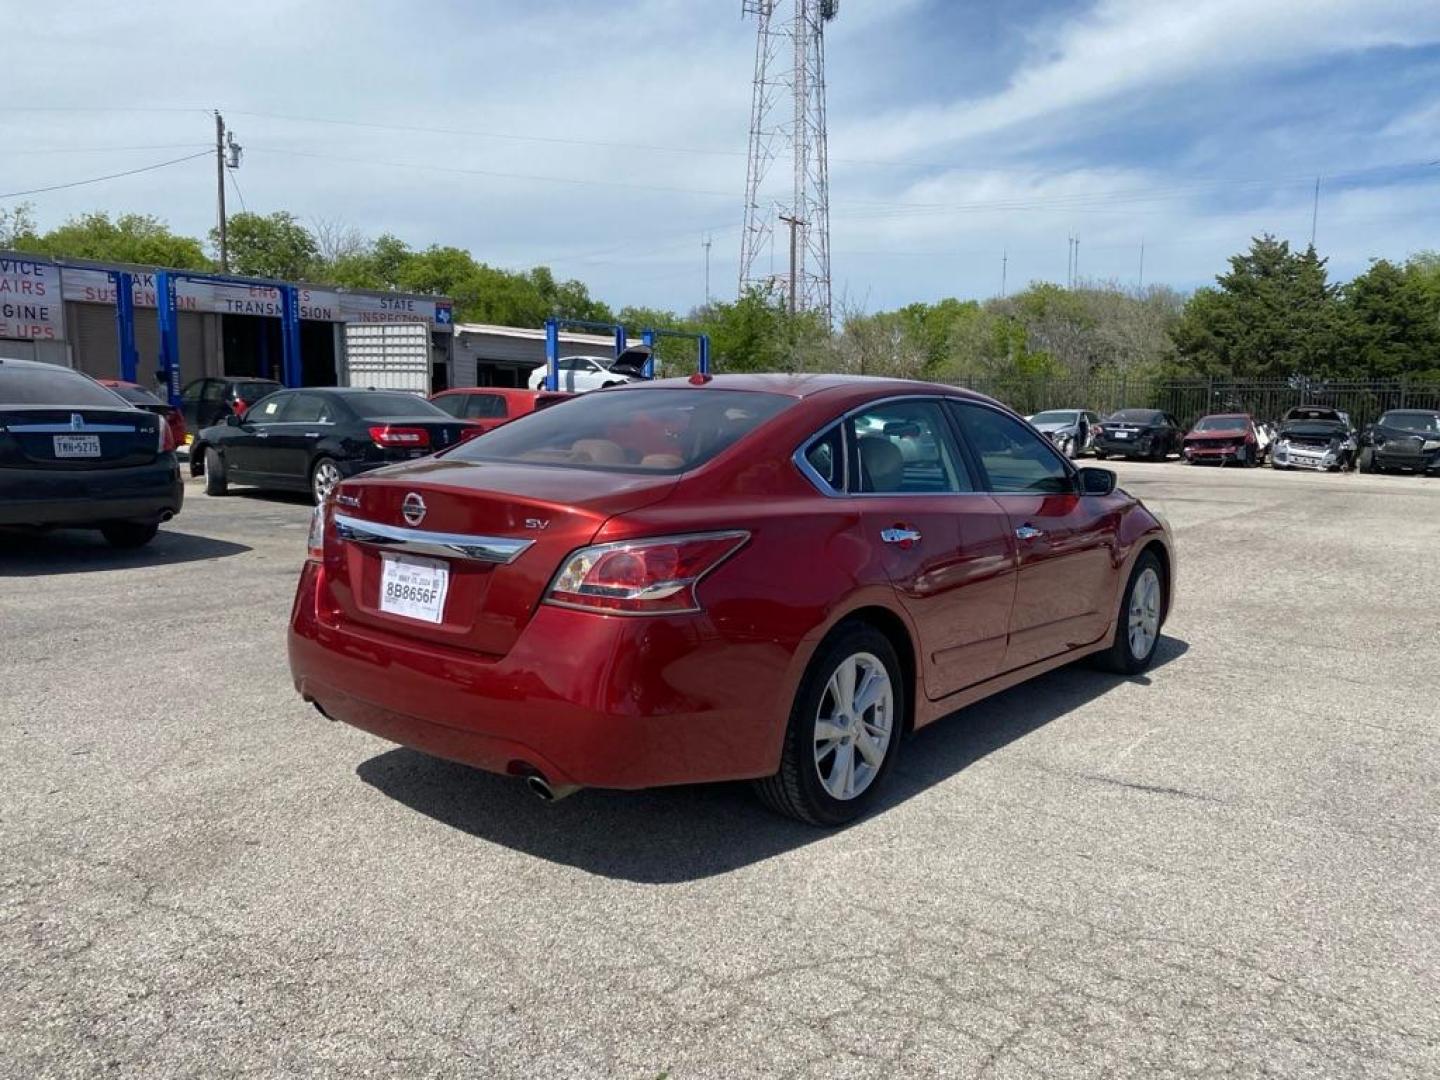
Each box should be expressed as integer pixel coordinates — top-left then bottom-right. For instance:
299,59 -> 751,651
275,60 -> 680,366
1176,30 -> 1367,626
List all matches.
452,322 -> 623,388
0,250 -> 454,391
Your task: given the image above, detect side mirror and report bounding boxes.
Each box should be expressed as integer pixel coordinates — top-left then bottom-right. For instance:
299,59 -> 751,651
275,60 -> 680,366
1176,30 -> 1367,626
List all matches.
1078,466 -> 1116,496
225,412 -> 243,427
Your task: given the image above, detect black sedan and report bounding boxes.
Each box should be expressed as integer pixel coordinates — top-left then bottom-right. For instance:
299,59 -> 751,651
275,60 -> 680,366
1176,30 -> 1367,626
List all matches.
1358,409 -> 1440,475
0,356 -> 182,548
1093,409 -> 1184,461
191,387 -> 481,504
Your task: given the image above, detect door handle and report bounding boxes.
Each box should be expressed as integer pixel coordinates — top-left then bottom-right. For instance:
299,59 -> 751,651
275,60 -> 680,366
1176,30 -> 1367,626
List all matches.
880,527 -> 922,545
1015,524 -> 1045,541
303,432 -> 321,437
255,431 -> 270,438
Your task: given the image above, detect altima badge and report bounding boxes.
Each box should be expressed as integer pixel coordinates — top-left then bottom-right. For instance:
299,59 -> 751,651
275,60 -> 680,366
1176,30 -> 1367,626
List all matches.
401,492 -> 427,527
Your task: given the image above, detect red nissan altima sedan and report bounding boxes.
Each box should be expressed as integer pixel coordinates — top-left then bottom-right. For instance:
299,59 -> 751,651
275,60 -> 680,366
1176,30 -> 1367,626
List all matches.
289,375 -> 1174,825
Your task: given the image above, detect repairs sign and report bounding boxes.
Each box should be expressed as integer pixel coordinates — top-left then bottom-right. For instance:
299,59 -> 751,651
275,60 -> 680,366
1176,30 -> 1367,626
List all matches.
0,257 -> 64,341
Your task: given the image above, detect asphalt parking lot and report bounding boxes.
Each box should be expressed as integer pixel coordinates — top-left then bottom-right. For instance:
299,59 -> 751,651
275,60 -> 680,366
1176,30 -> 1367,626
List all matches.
3,461 -> 1438,1079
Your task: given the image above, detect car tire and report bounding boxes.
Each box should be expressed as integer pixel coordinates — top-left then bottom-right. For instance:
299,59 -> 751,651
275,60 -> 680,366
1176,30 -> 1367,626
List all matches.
100,521 -> 160,549
311,457 -> 343,506
204,448 -> 228,496
1358,448 -> 1376,474
1094,451 -> 1107,461
754,623 -> 905,827
1092,550 -> 1165,676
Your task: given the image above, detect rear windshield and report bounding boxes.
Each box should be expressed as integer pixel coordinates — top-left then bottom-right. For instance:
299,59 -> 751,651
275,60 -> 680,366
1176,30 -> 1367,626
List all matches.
344,392 -> 448,420
1194,415 -> 1247,431
448,388 -> 793,473
109,384 -> 163,406
1030,410 -> 1077,425
1107,410 -> 1162,423
0,364 -> 126,407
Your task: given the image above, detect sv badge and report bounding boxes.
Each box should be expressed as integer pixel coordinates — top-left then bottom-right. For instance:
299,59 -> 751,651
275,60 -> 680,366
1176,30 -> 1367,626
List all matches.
524,518 -> 550,530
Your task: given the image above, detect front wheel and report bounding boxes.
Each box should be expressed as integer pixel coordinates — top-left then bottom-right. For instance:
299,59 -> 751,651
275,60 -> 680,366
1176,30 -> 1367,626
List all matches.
101,521 -> 160,549
311,457 -> 343,505
204,448 -> 228,496
1092,551 -> 1165,675
1094,451 -> 1108,461
1358,448 -> 1376,474
754,624 -> 904,827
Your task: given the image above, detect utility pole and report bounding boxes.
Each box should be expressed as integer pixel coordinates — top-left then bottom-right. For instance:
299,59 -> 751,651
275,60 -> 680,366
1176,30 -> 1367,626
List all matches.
1001,250 -> 1008,299
1073,235 -> 1079,288
1138,240 -> 1145,291
779,213 -> 803,314
703,234 -> 713,306
1310,176 -> 1320,248
215,110 -> 228,272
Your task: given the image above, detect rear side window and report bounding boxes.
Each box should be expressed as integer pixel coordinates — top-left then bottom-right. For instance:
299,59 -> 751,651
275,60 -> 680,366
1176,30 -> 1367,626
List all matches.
344,393 -> 448,420
0,365 -> 125,407
248,393 -> 291,421
451,388 -> 792,473
231,381 -> 282,402
846,400 -> 972,494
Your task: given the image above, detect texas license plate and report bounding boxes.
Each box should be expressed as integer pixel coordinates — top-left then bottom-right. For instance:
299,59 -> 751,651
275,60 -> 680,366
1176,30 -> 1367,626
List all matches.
53,435 -> 101,458
379,552 -> 450,624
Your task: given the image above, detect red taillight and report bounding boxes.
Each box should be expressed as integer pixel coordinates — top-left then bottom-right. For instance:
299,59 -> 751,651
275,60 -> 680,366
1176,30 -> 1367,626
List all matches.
307,505 -> 327,560
369,425 -> 431,449
232,399 -> 248,417
545,531 -> 749,615
156,417 -> 176,453
456,425 -> 485,443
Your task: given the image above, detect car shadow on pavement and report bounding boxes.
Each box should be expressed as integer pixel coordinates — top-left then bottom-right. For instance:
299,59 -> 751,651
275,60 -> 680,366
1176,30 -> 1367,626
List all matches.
0,528 -> 250,575
356,636 -> 1190,884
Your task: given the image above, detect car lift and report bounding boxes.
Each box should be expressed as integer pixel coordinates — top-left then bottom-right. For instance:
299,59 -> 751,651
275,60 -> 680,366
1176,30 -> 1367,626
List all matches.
542,316 -> 711,392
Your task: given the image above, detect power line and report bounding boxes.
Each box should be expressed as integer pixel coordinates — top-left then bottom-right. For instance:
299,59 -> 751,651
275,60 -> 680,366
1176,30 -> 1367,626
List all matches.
0,150 -> 211,199
5,143 -> 211,156
227,163 -> 248,213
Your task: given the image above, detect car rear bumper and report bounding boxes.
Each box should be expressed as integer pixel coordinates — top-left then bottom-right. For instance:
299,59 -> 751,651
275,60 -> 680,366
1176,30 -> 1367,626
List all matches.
287,561 -> 793,789
1095,439 -> 1149,457
1374,450 -> 1440,472
1183,443 -> 1245,461
0,459 -> 183,527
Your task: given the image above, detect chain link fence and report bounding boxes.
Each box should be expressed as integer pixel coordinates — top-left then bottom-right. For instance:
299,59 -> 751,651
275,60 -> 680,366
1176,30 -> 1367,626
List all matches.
948,375 -> 1440,428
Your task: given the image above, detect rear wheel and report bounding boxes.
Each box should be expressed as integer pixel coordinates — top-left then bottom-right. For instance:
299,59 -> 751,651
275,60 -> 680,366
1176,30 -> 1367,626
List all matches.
311,457 -> 343,505
101,521 -> 159,549
1094,450 -> 1108,461
204,448 -> 228,496
1358,448 -> 1376,474
1093,550 -> 1165,675
755,623 -> 904,827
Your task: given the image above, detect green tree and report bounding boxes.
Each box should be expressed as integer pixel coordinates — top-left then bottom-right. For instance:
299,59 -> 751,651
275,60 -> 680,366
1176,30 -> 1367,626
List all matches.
1172,235 -> 1344,378
1342,258 -> 1440,378
216,211 -> 318,280
0,202 -> 40,249
31,211 -> 210,269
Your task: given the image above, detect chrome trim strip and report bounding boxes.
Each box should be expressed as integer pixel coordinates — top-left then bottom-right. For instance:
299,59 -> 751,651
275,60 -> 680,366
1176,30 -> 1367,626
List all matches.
5,423 -> 143,433
333,513 -> 533,564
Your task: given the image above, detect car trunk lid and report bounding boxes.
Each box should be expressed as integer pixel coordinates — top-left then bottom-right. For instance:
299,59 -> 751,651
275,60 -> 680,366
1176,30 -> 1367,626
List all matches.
0,406 -> 160,469
322,458 -> 678,655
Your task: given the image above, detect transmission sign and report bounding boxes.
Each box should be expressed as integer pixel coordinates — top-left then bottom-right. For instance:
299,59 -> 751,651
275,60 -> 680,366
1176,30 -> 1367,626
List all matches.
0,256 -> 64,341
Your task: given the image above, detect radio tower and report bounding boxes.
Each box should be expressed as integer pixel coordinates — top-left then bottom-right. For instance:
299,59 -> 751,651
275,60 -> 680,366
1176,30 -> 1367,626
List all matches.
739,0 -> 836,320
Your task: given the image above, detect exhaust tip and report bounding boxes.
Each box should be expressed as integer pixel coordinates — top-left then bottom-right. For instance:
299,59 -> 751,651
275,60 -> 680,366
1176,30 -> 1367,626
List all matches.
525,775 -> 580,803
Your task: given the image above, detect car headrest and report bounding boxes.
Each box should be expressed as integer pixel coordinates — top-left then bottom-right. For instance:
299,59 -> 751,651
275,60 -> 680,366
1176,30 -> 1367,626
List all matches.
857,436 -> 905,492
571,438 -> 626,464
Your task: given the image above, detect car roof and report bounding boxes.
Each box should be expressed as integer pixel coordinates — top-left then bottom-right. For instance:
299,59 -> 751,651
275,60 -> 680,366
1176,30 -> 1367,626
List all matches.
0,356 -> 84,371
432,387 -> 554,399
1198,413 -> 1250,421
622,372 -> 999,406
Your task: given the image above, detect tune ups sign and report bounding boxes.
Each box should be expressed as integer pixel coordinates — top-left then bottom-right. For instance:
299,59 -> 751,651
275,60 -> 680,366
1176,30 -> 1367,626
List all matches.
0,257 -> 64,341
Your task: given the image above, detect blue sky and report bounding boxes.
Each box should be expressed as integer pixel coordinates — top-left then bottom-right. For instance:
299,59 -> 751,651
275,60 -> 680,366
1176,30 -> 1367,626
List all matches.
4,0 -> 1440,315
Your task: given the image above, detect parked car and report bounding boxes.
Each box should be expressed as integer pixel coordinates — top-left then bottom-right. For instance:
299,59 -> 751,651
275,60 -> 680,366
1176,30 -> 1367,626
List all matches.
289,375 -> 1174,826
97,379 -> 186,452
429,387 -> 574,434
0,357 -> 182,548
1024,409 -> 1101,458
191,387 -> 481,504
1357,409 -> 1440,475
1092,409 -> 1184,461
1181,413 -> 1263,467
1270,407 -> 1357,471
526,345 -> 654,393
179,376 -> 284,435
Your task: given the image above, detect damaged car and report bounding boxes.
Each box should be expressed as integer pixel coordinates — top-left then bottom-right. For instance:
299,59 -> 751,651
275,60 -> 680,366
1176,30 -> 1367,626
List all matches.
1182,413 -> 1263,467
1357,409 -> 1440,475
1024,409 -> 1101,458
1270,407 -> 1358,472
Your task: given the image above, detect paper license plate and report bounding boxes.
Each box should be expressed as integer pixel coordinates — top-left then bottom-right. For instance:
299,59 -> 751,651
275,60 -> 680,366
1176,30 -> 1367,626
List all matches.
1114,431 -> 1131,439
379,552 -> 450,624
53,435 -> 101,458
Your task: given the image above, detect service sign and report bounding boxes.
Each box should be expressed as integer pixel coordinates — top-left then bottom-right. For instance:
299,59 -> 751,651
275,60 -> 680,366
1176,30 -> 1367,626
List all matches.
0,257 -> 64,341
61,268 -> 205,312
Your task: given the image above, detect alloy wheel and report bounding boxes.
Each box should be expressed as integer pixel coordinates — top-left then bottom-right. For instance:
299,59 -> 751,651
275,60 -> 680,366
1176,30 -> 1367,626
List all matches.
312,462 -> 342,504
813,652 -> 894,801
1128,567 -> 1162,659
